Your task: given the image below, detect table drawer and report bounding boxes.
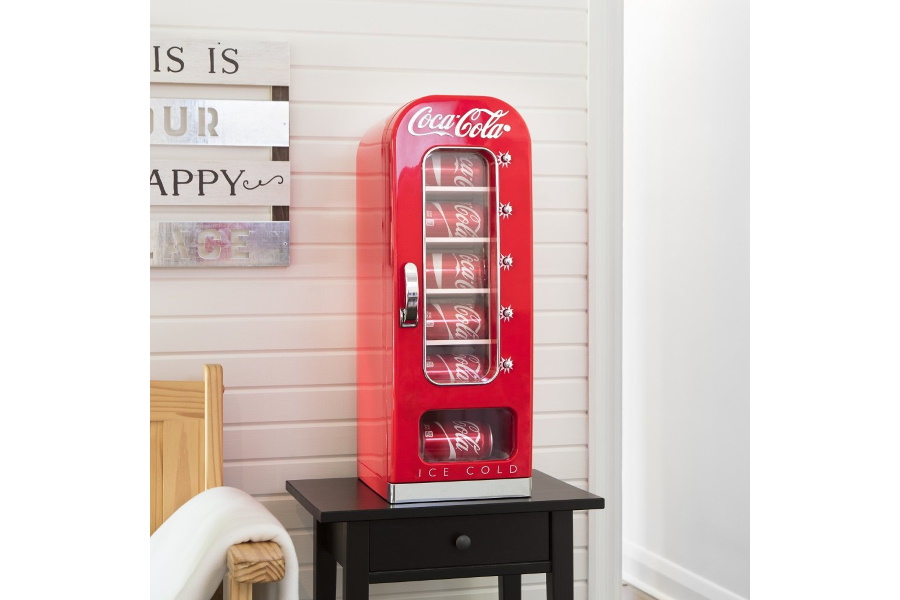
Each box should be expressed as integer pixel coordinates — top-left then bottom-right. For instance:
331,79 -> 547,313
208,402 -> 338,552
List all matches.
369,512 -> 549,572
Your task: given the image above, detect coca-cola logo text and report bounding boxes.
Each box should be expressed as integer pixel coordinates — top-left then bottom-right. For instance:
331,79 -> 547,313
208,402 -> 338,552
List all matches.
453,253 -> 481,289
453,203 -> 482,236
408,106 -> 512,139
453,353 -> 482,381
451,421 -> 483,454
452,304 -> 482,340
453,156 -> 478,187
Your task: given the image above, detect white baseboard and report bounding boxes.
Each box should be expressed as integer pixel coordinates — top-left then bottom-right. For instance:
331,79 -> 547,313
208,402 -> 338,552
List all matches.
622,541 -> 747,600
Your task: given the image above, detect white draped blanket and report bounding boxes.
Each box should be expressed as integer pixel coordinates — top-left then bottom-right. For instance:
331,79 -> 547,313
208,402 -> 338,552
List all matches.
150,486 -> 299,600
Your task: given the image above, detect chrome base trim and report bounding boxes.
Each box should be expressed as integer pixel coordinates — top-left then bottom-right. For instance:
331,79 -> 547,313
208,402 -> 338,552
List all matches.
387,477 -> 532,504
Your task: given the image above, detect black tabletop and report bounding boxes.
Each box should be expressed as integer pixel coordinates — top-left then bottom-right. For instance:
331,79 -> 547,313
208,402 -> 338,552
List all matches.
286,470 -> 605,523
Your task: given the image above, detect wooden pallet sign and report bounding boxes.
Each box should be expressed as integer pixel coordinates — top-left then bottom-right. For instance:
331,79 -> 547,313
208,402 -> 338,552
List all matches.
149,39 -> 291,268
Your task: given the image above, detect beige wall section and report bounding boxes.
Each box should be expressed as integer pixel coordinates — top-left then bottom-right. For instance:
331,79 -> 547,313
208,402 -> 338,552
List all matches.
150,1 -> 590,598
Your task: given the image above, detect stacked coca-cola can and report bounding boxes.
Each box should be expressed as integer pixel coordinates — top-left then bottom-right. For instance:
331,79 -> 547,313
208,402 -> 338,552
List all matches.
425,200 -> 485,238
425,251 -> 487,290
424,301 -> 487,341
424,151 -> 488,187
421,418 -> 493,462
425,351 -> 488,384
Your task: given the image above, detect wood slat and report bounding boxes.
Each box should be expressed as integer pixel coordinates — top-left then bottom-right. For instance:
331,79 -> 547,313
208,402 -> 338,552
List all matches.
151,309 -> 585,353
151,354 -> 357,387
535,244 -> 586,277
224,450 -> 585,496
290,69 -> 588,109
223,412 -> 584,461
534,345 -> 589,379
151,273 -> 580,312
151,315 -> 356,353
532,144 -> 588,177
534,213 -> 587,244
150,205 -> 272,222
532,448 -> 588,481
291,104 -> 586,143
221,378 -> 586,425
150,160 -> 291,206
288,208 -> 586,245
152,2 -> 587,43
278,174 -> 588,212
225,387 -> 356,424
533,413 -> 588,447
149,421 -> 164,533
291,176 -> 356,209
224,422 -> 357,461
148,30 -> 588,77
150,279 -> 356,315
150,39 -> 290,86
226,541 -> 286,583
535,379 -> 588,413
151,347 -> 583,384
150,244 -> 358,280
149,98 -> 289,147
204,364 -> 225,488
224,457 -> 358,495
288,139 -> 587,177
535,278 -> 586,311
149,380 -> 204,419
533,177 -> 587,210
150,237 -> 581,285
149,365 -> 224,533
536,311 -> 588,345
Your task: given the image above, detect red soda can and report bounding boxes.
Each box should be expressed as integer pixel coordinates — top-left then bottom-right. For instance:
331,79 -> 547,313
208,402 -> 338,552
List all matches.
425,200 -> 486,238
425,351 -> 488,384
425,251 -> 487,289
422,419 -> 493,462
425,301 -> 488,341
424,151 -> 488,187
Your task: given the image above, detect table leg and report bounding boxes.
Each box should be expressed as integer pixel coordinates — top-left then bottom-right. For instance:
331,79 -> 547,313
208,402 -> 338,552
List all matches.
499,574 -> 522,600
342,521 -> 370,600
546,510 -> 574,600
314,521 -> 337,600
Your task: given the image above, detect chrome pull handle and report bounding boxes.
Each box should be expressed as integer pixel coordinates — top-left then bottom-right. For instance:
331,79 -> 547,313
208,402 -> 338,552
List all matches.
399,262 -> 419,328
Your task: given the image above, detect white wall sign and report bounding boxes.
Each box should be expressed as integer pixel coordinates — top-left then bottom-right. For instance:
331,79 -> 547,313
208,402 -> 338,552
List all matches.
149,39 -> 291,268
150,39 -> 290,86
149,98 -> 289,147
150,221 -> 290,267
150,160 -> 290,206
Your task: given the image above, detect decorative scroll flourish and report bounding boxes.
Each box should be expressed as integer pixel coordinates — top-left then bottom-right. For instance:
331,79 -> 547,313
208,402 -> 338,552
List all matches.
243,175 -> 285,190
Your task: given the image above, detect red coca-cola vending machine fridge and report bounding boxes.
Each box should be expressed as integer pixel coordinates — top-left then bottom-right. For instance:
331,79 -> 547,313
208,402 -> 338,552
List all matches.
356,95 -> 532,503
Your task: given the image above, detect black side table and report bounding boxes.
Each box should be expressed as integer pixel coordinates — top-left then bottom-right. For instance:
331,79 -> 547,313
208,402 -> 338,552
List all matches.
285,470 -> 605,600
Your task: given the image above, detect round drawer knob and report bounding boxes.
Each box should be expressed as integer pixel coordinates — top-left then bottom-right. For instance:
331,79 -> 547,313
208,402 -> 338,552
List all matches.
455,535 -> 472,551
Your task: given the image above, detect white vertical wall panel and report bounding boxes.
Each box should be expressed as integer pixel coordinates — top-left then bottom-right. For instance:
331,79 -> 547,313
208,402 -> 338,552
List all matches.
152,310 -> 586,353
292,69 -> 588,109
292,105 -> 587,143
150,1 -> 591,598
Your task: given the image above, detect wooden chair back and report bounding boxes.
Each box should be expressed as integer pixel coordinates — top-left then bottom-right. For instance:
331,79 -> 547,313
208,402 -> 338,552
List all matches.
150,363 -> 224,535
150,364 -> 285,600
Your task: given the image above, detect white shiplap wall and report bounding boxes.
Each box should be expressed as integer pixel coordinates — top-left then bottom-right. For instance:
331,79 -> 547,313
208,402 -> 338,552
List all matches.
150,1 -> 590,598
